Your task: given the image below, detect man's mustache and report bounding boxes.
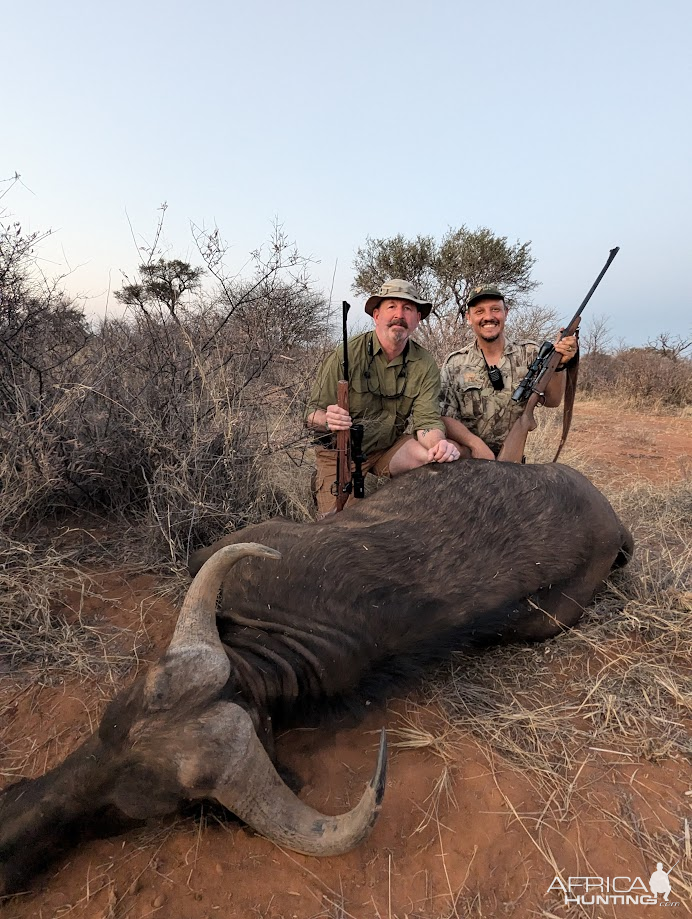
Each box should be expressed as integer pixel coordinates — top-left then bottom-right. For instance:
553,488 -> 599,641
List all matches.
388,319 -> 408,329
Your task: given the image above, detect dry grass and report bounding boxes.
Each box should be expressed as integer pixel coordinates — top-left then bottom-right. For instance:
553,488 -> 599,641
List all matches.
579,349 -> 692,410
0,519 -> 173,678
0,536 -> 107,676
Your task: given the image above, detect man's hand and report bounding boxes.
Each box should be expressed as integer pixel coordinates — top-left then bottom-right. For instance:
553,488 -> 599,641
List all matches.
417,428 -> 460,462
324,404 -> 352,431
542,332 -> 574,407
426,438 -> 460,463
554,331 -> 579,364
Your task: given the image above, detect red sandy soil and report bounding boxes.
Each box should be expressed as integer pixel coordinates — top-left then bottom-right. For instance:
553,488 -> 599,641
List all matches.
565,400 -> 692,486
1,402 -> 691,919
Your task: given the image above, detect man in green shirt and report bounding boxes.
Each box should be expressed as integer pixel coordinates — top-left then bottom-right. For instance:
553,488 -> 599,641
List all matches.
306,279 -> 460,515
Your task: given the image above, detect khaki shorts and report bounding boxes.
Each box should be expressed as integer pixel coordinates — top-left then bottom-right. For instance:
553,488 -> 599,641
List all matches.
313,434 -> 413,516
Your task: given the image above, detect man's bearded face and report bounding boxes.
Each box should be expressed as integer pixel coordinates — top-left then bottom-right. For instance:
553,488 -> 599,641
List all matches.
467,297 -> 508,343
373,298 -> 421,344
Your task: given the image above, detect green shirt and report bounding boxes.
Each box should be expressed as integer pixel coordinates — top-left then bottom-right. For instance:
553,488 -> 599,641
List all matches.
440,338 -> 538,455
306,331 -> 446,456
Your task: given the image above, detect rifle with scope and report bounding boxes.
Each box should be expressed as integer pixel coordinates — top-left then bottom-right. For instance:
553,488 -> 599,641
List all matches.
332,301 -> 366,511
497,247 -> 620,464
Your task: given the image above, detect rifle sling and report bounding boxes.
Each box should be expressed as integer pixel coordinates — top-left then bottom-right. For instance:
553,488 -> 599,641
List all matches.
552,353 -> 580,462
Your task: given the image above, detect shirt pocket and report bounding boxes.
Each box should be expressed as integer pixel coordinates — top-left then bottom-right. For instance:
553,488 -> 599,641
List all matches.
456,383 -> 484,423
395,376 -> 423,431
348,376 -> 373,420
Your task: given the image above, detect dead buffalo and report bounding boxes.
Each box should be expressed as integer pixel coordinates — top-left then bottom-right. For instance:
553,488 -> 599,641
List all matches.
0,460 -> 632,896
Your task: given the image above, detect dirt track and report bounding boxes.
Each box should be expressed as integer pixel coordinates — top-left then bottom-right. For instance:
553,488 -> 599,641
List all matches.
1,402 -> 691,919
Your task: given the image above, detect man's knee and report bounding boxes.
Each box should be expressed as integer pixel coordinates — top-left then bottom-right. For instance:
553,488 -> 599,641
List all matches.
313,449 -> 338,515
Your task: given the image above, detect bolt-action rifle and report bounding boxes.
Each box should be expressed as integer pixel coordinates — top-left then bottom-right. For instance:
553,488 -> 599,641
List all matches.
497,247 -> 619,464
332,301 -> 366,512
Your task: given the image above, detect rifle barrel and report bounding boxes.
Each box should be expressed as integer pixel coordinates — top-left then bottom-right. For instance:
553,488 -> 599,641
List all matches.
342,301 -> 350,380
569,246 -> 619,325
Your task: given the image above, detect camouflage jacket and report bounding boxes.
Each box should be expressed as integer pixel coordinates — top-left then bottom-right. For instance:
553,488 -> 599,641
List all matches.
440,338 -> 538,455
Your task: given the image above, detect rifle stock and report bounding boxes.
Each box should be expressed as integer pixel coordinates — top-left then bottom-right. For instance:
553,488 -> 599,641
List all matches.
497,347 -> 567,462
334,378 -> 352,511
497,247 -> 619,464
331,300 -> 366,512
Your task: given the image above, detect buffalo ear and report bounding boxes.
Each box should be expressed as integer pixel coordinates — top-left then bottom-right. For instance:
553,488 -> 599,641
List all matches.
111,763 -> 182,819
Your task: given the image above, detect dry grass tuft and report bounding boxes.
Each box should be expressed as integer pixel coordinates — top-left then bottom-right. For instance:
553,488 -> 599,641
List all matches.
0,535 -> 103,675
0,523 -> 161,676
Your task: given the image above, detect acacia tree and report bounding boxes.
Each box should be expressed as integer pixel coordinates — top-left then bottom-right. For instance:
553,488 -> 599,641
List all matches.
115,258 -> 204,318
437,228 -> 537,314
352,226 -> 548,357
351,234 -> 439,304
353,226 -> 538,319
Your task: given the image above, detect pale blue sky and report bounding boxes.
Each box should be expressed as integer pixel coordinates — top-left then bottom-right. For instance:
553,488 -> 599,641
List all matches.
3,0 -> 690,344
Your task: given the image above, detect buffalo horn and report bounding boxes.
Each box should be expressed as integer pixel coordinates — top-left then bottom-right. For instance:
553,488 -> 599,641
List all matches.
214,721 -> 387,856
169,543 -> 282,652
145,543 -> 282,710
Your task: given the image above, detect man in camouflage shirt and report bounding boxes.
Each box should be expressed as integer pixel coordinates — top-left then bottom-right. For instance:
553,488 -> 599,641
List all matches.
306,279 -> 460,515
440,284 -> 578,459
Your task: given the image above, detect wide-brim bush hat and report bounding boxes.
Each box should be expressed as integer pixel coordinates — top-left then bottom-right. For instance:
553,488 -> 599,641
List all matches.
364,279 -> 432,320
